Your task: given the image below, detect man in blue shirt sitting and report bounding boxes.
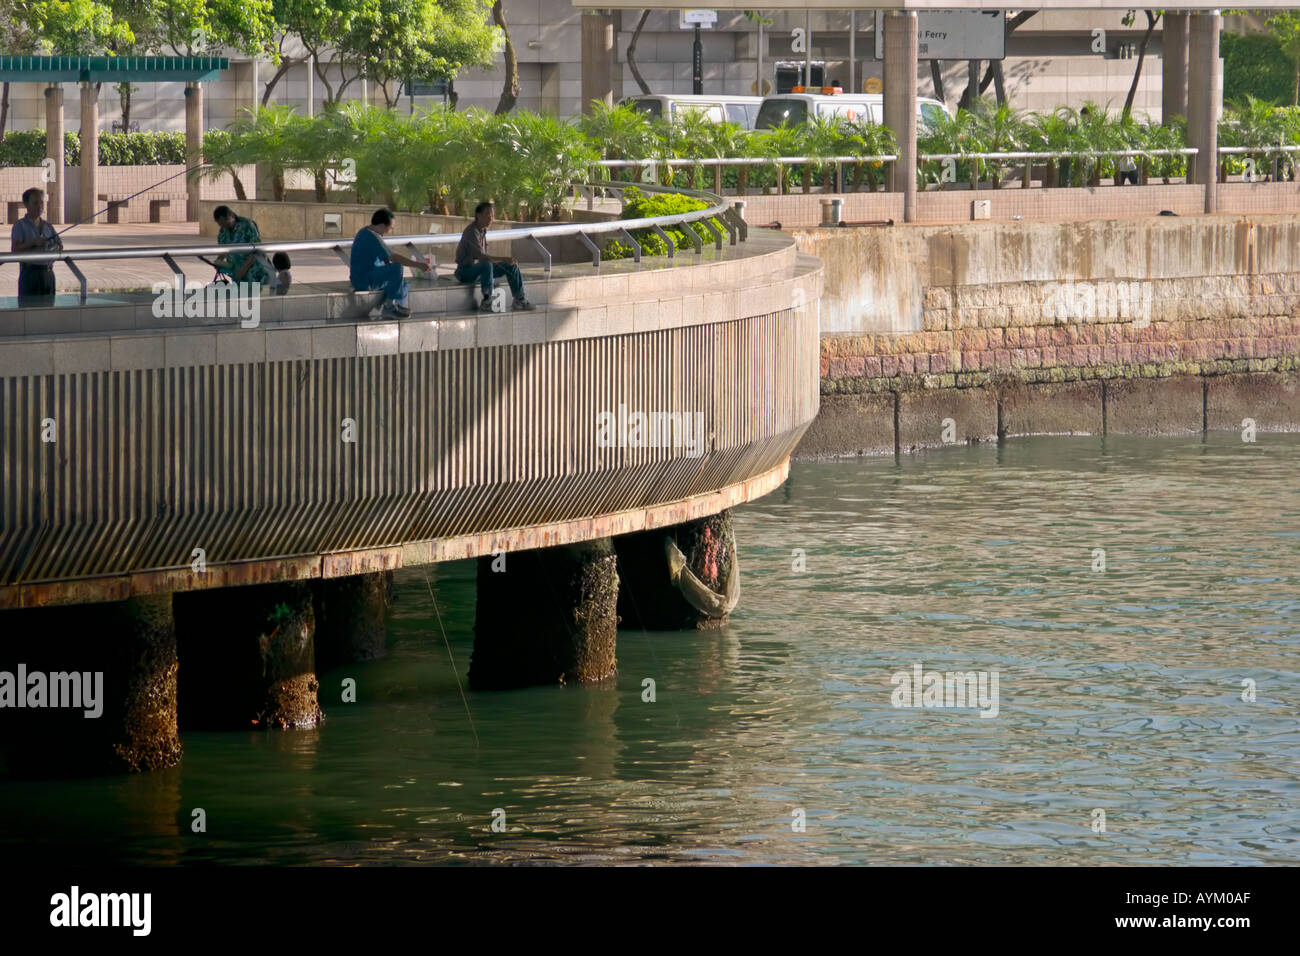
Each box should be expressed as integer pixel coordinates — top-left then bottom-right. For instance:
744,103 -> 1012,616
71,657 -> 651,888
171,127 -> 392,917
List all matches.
350,208 -> 431,318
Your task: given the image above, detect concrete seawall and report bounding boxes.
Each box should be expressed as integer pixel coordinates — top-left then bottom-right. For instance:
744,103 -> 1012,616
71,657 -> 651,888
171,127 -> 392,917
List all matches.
793,214 -> 1300,457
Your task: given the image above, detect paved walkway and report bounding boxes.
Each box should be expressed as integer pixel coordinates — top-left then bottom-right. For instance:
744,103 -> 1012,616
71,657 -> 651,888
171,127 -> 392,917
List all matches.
3,222 -> 451,295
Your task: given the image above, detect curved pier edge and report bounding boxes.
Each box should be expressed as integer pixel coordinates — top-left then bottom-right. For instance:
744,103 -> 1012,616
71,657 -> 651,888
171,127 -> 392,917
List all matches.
1,459 -> 795,611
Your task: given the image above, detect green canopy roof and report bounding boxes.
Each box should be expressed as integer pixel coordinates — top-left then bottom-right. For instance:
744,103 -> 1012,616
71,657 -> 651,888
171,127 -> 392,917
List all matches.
0,55 -> 227,83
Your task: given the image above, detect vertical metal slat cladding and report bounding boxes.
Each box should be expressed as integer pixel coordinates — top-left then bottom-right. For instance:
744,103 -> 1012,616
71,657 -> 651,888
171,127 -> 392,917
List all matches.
0,297 -> 818,586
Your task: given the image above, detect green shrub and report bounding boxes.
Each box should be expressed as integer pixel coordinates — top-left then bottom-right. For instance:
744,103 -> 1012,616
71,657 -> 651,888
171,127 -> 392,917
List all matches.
0,130 -> 79,167
97,131 -> 187,165
0,130 -> 188,167
603,186 -> 722,259
1222,32 -> 1294,108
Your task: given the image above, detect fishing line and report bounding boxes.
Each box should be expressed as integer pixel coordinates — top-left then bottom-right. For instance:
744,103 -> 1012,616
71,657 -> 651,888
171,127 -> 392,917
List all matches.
422,566 -> 479,749
52,161 -> 214,238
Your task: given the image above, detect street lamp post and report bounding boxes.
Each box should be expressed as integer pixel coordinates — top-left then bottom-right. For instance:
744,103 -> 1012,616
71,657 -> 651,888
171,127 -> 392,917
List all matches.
693,23 -> 703,93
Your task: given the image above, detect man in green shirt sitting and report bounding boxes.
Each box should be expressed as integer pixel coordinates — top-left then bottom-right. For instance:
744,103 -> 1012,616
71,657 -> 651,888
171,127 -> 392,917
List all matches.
213,205 -> 269,286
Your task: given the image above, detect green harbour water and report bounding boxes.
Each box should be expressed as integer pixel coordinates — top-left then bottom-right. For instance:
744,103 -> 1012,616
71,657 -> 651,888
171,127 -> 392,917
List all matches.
1,434 -> 1297,866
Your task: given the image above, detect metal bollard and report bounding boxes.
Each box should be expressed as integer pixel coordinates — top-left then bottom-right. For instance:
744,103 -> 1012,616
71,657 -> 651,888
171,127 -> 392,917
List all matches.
732,200 -> 746,223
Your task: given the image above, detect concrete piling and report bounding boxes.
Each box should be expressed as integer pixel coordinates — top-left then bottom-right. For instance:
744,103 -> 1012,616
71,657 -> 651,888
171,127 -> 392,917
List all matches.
312,572 -> 393,671
615,511 -> 739,631
470,538 -> 619,689
174,581 -> 323,730
0,594 -> 181,777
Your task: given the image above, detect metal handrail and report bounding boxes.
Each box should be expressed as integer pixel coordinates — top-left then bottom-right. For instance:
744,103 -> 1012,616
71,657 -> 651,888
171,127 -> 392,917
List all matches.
596,155 -> 897,167
919,148 -> 1198,161
595,149 -> 1198,168
596,145 -> 1300,164
1218,144 -> 1300,154
0,180 -> 738,303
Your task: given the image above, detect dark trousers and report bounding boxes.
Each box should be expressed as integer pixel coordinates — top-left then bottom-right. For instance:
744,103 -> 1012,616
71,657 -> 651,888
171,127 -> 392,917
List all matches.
455,261 -> 523,299
17,266 -> 55,306
357,262 -> 408,306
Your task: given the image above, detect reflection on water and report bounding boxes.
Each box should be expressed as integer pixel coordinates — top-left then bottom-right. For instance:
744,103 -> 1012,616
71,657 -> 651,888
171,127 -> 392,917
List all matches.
1,434 -> 1296,865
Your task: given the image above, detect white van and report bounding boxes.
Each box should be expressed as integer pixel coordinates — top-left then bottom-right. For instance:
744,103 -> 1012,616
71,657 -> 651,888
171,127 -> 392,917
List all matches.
755,90 -> 952,133
623,94 -> 766,129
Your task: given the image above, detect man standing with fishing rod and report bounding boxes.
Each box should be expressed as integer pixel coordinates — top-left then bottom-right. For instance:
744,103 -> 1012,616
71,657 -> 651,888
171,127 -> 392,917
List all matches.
9,187 -> 62,306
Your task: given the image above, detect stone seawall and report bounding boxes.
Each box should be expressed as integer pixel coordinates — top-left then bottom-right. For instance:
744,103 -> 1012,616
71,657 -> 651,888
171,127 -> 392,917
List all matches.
794,216 -> 1300,336
794,214 -> 1300,458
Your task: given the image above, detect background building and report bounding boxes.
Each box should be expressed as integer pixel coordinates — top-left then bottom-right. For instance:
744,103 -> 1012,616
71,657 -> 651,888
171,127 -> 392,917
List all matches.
0,6 -> 1254,135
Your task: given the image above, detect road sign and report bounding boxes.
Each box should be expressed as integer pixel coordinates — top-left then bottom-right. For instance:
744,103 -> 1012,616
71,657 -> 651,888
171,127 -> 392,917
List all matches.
680,9 -> 717,29
874,10 -> 1004,62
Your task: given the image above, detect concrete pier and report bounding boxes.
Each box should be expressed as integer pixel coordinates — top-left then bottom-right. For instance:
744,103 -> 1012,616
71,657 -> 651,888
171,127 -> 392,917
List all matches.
580,11 -> 618,113
469,539 -> 620,689
615,511 -> 739,631
1162,12 -> 1189,122
313,572 -> 393,671
43,86 -> 63,223
174,582 -> 323,730
883,11 -> 918,223
1187,11 -> 1221,213
0,594 -> 180,777
78,81 -> 97,220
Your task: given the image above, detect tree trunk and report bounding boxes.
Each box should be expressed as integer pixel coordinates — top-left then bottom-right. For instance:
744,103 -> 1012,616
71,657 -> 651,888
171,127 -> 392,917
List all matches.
448,79 -> 459,111
1123,12 -> 1159,117
312,56 -> 336,108
976,61 -> 1006,105
261,59 -> 296,106
930,60 -> 945,102
493,1 -> 520,114
118,83 -> 133,131
0,82 -> 9,136
628,10 -> 653,96
976,10 -> 1036,106
959,59 -> 981,109
1293,60 -> 1298,107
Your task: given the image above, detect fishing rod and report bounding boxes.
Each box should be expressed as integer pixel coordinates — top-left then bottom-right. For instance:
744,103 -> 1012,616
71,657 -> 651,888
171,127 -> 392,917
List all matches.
50,160 -> 215,239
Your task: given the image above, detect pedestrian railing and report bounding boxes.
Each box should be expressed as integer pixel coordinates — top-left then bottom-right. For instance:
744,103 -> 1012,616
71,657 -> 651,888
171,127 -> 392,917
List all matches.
586,146 -> 1300,194
0,181 -> 746,306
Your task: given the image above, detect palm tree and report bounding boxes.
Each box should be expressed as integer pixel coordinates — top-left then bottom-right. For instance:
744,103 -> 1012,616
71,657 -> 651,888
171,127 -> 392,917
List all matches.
1071,101 -> 1124,186
755,123 -> 806,194
201,129 -> 248,201
919,107 -> 981,189
1274,106 -> 1300,180
802,114 -> 846,193
217,105 -> 301,201
842,119 -> 897,192
1144,114 -> 1187,184
670,108 -> 720,189
969,97 -> 1027,188
1027,109 -> 1075,188
1226,96 -> 1285,182
702,120 -> 748,193
576,102 -> 656,181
